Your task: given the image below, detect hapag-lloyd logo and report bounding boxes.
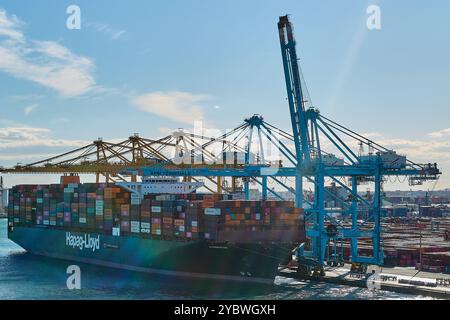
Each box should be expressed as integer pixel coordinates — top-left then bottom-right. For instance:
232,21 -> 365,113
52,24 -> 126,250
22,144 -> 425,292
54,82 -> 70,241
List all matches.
66,232 -> 100,252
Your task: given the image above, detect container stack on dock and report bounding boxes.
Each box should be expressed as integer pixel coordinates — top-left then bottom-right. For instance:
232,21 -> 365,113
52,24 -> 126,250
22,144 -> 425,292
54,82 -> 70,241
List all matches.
8,183 -> 305,245
324,217 -> 450,273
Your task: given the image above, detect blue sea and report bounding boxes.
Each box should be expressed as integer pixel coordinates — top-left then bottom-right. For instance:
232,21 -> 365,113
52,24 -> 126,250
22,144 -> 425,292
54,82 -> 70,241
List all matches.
0,219 -> 432,300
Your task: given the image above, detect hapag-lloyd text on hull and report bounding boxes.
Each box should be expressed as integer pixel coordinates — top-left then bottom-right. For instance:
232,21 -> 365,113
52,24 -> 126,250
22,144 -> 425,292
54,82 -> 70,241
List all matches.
66,232 -> 100,252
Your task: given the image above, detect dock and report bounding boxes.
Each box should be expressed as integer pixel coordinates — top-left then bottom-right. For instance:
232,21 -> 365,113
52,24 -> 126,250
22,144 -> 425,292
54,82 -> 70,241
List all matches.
279,264 -> 450,299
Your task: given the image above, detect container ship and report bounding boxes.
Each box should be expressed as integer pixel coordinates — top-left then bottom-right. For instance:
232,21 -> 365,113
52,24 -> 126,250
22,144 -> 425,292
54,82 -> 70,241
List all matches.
7,176 -> 305,284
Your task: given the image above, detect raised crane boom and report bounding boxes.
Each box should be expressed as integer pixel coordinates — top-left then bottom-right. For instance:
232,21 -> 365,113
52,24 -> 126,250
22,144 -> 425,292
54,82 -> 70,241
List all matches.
278,15 -> 311,164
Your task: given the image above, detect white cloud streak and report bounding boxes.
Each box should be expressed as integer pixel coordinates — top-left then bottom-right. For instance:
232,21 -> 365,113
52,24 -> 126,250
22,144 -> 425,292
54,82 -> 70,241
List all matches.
0,8 -> 96,97
0,127 -> 88,149
85,22 -> 126,40
23,103 -> 38,116
429,128 -> 450,139
131,91 -> 211,125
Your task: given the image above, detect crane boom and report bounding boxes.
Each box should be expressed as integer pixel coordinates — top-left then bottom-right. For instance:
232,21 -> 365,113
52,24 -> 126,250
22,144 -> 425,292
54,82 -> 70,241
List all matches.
278,15 -> 311,164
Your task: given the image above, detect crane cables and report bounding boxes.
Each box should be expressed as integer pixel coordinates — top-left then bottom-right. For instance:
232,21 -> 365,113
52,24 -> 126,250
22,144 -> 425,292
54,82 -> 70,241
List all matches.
319,115 -> 423,168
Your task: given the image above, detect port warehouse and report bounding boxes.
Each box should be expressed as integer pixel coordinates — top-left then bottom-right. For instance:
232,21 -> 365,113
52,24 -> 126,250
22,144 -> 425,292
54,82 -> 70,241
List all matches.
7,180 -> 305,244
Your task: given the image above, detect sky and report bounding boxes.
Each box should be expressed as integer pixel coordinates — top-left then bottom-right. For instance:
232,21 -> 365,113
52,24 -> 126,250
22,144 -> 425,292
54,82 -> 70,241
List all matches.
0,0 -> 449,190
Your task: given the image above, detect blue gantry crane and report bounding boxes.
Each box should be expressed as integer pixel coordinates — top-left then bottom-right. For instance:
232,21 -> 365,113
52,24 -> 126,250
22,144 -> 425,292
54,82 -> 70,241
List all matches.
277,15 -> 440,274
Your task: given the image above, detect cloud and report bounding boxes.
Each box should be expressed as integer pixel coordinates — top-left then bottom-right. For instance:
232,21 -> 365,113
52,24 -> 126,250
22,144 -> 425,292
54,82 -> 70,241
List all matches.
131,91 -> 211,125
0,8 -> 96,97
0,152 -> 57,161
52,117 -> 70,124
24,103 -> 38,116
429,128 -> 450,139
0,9 -> 23,41
0,127 -> 88,149
10,93 -> 45,101
158,127 -> 175,136
85,22 -> 126,40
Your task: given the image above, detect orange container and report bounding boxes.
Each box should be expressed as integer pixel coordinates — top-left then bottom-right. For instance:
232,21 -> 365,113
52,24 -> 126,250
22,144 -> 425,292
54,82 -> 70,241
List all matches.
163,217 -> 173,224
174,219 -> 185,226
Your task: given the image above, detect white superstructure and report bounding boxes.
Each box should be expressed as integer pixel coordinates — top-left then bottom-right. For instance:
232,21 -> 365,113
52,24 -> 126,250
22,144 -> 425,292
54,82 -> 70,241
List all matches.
116,176 -> 204,198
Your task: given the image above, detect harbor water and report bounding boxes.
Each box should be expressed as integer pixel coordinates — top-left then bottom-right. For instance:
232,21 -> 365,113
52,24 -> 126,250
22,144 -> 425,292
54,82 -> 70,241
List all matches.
0,219 -> 433,300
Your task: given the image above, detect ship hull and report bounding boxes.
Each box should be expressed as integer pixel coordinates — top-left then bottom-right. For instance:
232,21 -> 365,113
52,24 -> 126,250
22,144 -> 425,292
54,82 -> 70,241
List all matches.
8,226 -> 294,284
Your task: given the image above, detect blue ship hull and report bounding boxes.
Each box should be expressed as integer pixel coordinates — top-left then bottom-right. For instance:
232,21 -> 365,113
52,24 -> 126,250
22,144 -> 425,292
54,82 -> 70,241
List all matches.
8,226 -> 294,284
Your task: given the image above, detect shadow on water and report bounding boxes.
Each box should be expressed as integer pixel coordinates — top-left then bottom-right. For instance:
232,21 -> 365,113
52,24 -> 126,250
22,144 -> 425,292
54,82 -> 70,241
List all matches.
3,251 -> 282,299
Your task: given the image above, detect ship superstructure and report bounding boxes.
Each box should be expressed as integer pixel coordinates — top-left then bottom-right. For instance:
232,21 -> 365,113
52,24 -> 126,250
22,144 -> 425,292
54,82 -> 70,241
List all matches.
116,176 -> 204,197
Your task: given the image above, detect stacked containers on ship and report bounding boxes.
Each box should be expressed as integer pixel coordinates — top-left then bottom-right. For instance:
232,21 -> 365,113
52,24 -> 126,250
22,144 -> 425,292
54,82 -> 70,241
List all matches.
114,187 -> 130,233
120,203 -> 130,234
7,191 -> 13,225
151,200 -> 162,236
130,192 -> 140,234
12,189 -> 19,224
174,199 -> 187,238
43,187 -> 50,226
214,200 -> 305,243
49,184 -> 60,226
25,187 -> 34,225
202,194 -> 223,241
21,187 -> 27,224
78,185 -> 87,228
35,188 -> 43,225
103,187 -> 113,232
10,187 -> 17,224
185,201 -> 200,240
140,198 -> 151,235
161,197 -> 175,237
71,184 -> 79,228
95,186 -> 104,231
9,186 -> 19,225
86,185 -> 97,230
62,184 -> 72,227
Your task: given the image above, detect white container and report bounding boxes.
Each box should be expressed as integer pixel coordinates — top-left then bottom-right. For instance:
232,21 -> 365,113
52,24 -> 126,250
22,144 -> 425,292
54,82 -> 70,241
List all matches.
112,227 -> 121,236
141,222 -> 151,229
204,208 -> 221,216
131,221 -> 140,228
95,207 -> 103,216
151,206 -> 162,213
